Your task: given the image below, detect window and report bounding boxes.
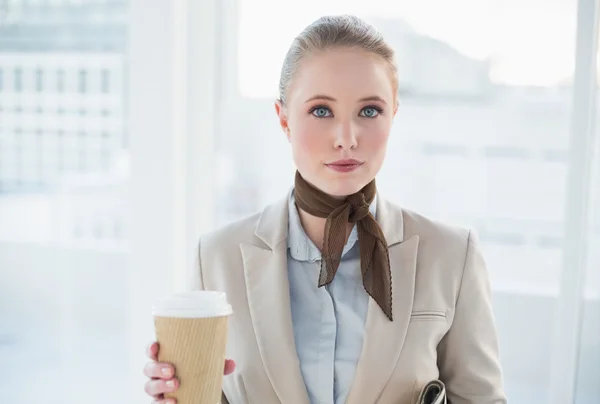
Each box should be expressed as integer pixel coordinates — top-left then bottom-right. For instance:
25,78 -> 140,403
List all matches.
56,69 -> 65,93
13,67 -> 23,92
78,69 -> 87,93
574,38 -> 600,403
101,68 -> 110,93
35,68 -> 43,92
0,1 -> 131,401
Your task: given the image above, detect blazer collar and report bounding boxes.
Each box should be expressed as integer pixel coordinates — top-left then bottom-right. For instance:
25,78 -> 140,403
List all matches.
254,188 -> 404,250
253,189 -> 290,250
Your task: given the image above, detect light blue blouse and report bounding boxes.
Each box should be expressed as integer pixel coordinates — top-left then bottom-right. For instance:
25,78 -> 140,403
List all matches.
286,190 -> 376,404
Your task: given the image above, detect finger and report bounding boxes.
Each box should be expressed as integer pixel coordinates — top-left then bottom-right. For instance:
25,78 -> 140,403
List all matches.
224,359 -> 236,375
152,399 -> 177,404
144,361 -> 175,379
146,342 -> 159,360
144,378 -> 179,397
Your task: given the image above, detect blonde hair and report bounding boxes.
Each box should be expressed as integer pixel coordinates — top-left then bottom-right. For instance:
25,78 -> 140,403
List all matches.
278,15 -> 398,105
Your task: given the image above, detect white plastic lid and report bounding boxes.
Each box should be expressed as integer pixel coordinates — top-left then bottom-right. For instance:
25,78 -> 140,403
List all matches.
152,291 -> 233,318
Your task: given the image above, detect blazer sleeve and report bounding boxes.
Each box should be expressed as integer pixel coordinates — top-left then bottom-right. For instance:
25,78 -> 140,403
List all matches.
437,230 -> 507,404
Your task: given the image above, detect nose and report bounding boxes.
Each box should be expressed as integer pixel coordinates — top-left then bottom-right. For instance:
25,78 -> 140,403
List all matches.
334,121 -> 358,150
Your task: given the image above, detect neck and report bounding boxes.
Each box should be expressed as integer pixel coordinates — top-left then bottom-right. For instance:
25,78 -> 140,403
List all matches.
296,205 -> 353,251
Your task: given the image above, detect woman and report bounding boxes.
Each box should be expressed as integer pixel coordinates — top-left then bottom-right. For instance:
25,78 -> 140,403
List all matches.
144,15 -> 507,404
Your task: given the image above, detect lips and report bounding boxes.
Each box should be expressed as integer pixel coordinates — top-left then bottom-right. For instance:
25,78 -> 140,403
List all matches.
325,159 -> 363,173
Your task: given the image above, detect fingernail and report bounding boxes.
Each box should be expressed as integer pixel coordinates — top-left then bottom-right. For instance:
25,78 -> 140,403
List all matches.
161,367 -> 172,377
166,380 -> 175,389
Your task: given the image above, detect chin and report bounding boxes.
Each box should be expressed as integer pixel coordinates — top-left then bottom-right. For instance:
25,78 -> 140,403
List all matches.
297,166 -> 375,198
316,175 -> 368,198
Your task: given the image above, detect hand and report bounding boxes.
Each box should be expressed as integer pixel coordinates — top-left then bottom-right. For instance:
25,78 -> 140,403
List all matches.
143,341 -> 236,403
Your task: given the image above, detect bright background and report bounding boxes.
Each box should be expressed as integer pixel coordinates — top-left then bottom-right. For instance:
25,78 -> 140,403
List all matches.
0,0 -> 599,403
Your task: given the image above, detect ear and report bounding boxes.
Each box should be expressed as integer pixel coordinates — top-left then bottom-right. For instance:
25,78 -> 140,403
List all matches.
274,99 -> 291,142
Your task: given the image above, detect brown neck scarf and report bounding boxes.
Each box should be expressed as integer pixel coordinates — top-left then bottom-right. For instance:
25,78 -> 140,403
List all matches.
293,171 -> 393,321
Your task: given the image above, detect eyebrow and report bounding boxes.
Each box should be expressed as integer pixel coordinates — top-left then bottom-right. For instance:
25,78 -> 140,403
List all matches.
304,95 -> 388,104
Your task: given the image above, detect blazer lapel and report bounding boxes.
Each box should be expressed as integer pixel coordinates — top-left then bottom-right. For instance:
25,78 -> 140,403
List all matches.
240,192 -> 311,404
346,196 -> 420,404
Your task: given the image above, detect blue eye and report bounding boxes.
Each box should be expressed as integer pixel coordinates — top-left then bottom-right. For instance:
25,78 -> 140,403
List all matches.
311,107 -> 332,118
360,106 -> 381,118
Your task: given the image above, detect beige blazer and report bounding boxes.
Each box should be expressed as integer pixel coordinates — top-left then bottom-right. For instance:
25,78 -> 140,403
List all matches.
193,192 -> 507,404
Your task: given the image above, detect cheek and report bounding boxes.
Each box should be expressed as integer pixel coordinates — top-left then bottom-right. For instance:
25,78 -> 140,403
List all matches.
291,119 -> 328,154
361,120 -> 391,150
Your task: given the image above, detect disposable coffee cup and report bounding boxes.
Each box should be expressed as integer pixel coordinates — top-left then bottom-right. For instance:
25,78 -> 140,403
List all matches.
153,291 -> 233,404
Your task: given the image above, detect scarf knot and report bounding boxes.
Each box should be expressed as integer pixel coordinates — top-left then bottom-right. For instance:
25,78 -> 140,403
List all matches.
347,193 -> 370,223
293,171 -> 393,321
